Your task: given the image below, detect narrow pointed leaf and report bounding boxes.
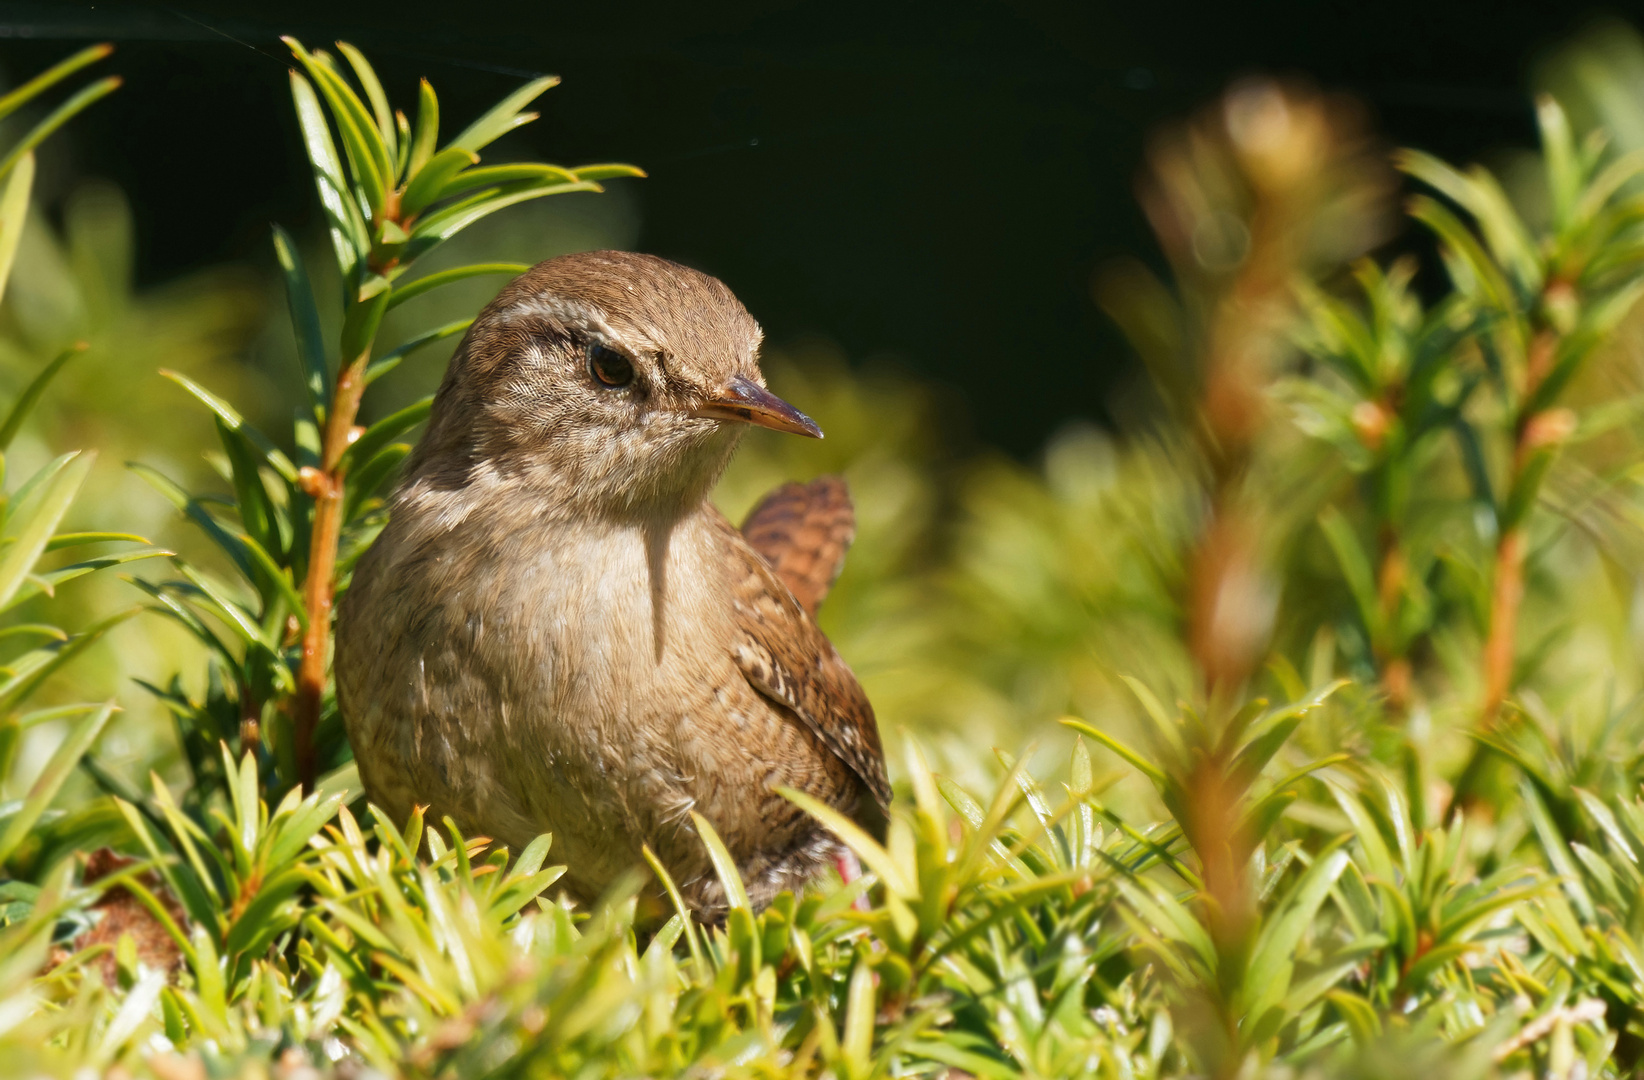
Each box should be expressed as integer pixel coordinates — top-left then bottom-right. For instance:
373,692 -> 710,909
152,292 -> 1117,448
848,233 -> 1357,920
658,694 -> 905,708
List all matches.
779,786 -> 915,896
0,702 -> 114,866
408,79 -> 439,177
237,529 -> 308,629
285,39 -> 389,218
0,452 -> 90,611
272,225 -> 331,418
14,550 -> 166,609
406,179 -> 602,251
0,75 -> 120,183
387,262 -> 530,310
688,810 -> 751,911
128,463 -> 254,581
0,607 -> 137,713
642,844 -> 708,974
344,443 -> 409,521
364,318 -> 473,384
447,75 -> 559,154
401,145 -> 479,218
44,532 -> 146,551
570,163 -> 648,181
340,396 -> 432,473
0,151 -> 33,304
288,70 -> 367,280
1059,717 -> 1167,787
161,370 -> 298,482
0,43 -> 112,124
335,41 -> 396,166
436,163 -> 578,200
1247,847 -> 1351,1013
0,342 -> 83,452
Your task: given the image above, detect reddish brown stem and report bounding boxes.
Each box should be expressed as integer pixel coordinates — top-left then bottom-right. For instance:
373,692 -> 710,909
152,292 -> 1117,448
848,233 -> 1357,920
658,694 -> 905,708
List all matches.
1186,757 -> 1253,942
238,679 -> 261,752
293,355 -> 370,789
1375,534 -> 1412,712
1479,526 -> 1526,728
1475,325 -> 1559,730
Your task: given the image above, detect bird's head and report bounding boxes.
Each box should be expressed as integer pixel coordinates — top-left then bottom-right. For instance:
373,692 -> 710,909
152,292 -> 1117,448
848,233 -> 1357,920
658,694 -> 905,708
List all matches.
413,250 -> 820,517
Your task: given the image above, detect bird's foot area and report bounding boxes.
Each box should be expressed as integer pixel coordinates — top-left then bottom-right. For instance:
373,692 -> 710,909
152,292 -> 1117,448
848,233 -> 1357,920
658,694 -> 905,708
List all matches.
835,848 -> 870,911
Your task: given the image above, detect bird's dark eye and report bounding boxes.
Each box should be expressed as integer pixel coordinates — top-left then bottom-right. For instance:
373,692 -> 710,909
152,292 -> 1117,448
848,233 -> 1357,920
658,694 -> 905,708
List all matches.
588,342 -> 634,388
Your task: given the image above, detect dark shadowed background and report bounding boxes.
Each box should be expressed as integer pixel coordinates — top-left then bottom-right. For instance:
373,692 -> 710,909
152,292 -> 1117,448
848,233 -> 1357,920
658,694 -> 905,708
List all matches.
0,0 -> 1601,453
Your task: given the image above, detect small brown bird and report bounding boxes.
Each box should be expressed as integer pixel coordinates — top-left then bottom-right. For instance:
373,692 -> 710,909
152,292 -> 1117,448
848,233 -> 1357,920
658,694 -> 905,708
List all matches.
336,251 -> 888,917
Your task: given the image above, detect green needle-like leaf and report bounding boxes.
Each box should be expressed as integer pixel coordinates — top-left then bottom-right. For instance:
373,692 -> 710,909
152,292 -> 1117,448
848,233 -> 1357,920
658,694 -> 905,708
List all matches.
0,151 -> 33,305
0,342 -> 84,452
387,262 -> 530,310
288,70 -> 369,282
273,225 -> 331,419
340,396 -> 432,473
780,786 -> 917,897
0,451 -> 91,611
0,701 -> 115,867
44,531 -> 147,551
365,318 -> 474,384
1059,717 -> 1167,787
1318,506 -> 1382,641
0,75 -> 120,183
436,163 -> 579,200
0,607 -> 138,713
343,443 -> 409,522
401,145 -> 480,218
447,74 -> 559,155
689,810 -> 751,912
128,462 -> 255,582
570,163 -> 649,181
285,39 -> 391,220
408,78 -> 439,177
160,370 -> 299,483
336,41 -> 397,167
407,179 -> 602,253
0,42 -> 111,123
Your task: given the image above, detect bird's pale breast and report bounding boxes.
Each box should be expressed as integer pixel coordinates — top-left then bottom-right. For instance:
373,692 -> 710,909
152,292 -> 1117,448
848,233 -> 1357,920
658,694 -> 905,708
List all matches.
337,491 -> 855,908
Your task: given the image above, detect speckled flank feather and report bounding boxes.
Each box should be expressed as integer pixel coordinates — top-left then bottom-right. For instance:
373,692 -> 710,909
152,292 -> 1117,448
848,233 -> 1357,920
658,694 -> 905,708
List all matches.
721,506 -> 889,809
335,250 -> 888,920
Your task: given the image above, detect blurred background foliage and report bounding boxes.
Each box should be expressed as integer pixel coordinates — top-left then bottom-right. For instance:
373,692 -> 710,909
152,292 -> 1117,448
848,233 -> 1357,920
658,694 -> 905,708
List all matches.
0,0 -> 1593,454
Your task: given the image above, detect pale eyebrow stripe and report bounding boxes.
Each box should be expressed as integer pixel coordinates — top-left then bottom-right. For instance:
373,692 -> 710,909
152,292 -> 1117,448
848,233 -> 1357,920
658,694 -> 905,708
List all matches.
493,296 -> 616,337
493,296 -> 661,356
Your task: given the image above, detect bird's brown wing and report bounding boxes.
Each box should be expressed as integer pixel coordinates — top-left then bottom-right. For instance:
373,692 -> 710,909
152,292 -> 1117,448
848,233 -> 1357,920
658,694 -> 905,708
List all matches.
739,476 -> 855,618
715,509 -> 891,811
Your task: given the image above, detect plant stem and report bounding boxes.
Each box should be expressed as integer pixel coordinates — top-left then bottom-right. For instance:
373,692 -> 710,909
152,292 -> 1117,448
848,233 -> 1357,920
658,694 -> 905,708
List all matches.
1479,525 -> 1526,726
1375,532 -> 1412,712
238,677 -> 260,752
1477,323 -> 1559,729
292,345 -> 374,789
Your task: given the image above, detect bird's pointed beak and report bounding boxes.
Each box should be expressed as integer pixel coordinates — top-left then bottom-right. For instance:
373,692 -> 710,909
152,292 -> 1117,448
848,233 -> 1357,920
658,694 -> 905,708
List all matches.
689,375 -> 824,439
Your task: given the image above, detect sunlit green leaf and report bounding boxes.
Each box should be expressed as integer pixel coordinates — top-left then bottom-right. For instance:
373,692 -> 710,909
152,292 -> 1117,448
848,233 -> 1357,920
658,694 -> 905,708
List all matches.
0,701 -> 114,867
447,74 -> 559,155
0,451 -> 90,611
386,262 -> 530,310
0,342 -> 82,452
